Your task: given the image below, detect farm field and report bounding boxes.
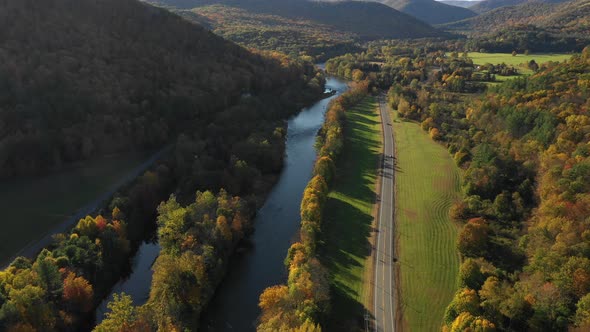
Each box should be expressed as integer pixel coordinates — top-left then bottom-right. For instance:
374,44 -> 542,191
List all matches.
0,152 -> 152,266
319,97 -> 382,330
392,111 -> 462,331
467,52 -> 572,68
447,52 -> 573,83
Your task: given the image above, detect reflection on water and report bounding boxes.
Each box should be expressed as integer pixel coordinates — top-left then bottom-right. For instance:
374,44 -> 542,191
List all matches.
95,241 -> 160,323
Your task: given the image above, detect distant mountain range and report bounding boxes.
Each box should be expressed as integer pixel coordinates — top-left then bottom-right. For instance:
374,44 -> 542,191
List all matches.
469,0 -> 569,13
148,0 -> 445,39
443,0 -> 589,36
437,0 -> 482,8
374,0 -> 477,23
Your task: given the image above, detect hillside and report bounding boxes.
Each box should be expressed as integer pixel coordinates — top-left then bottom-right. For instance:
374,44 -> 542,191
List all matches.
443,0 -> 590,37
0,0 -> 319,177
374,0 -> 477,24
438,0 -> 482,8
469,0 -> 567,13
148,0 -> 445,40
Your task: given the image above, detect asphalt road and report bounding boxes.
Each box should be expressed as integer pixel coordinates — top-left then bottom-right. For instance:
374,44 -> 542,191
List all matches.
374,95 -> 396,332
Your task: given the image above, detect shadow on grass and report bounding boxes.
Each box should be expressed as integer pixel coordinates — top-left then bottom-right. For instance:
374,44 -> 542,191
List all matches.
318,99 -> 380,331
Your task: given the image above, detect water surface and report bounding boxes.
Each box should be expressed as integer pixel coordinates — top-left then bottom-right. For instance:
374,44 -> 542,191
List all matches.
201,76 -> 349,331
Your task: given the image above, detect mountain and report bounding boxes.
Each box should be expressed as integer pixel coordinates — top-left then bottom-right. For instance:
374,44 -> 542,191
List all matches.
373,0 -> 477,24
0,0 -> 317,177
469,0 -> 567,13
147,0 -> 445,39
443,0 -> 590,36
437,0 -> 483,8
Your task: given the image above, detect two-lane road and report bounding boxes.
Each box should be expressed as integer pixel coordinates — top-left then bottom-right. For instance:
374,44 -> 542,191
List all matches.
374,95 -> 396,332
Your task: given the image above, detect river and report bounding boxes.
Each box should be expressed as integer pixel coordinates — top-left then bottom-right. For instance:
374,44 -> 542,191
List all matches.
95,75 -> 349,329
201,75 -> 348,331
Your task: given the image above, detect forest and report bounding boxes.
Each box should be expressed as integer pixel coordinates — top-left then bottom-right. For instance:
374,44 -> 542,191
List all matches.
0,0 -> 322,178
3,0 -> 590,330
0,0 -> 326,330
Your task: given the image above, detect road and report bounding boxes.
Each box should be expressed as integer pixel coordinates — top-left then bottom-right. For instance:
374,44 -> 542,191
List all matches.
1,146 -> 171,268
374,95 -> 396,332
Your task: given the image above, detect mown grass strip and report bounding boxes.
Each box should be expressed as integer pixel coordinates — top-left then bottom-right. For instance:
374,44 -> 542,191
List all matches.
320,97 -> 381,331
392,111 -> 462,331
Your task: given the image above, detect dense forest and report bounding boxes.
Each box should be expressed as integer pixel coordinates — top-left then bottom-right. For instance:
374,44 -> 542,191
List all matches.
181,5 -> 361,60
469,0 -> 569,13
326,41 -> 590,330
0,0 -> 321,178
146,0 -> 445,58
443,0 -> 590,47
370,0 -> 477,24
0,0 -> 327,330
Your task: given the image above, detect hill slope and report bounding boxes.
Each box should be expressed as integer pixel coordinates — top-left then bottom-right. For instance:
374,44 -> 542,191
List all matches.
438,0 -> 483,8
470,0 -> 567,13
374,0 -> 477,24
0,0 -> 318,177
148,0 -> 444,39
444,0 -> 590,36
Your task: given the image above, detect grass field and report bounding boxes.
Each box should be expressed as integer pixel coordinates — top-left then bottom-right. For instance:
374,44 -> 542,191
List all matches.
467,52 -> 572,68
0,152 -> 151,265
392,112 -> 461,331
320,97 -> 381,331
447,52 -> 572,83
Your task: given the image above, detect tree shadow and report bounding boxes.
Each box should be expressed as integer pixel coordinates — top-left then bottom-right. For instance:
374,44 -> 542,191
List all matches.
317,99 -> 381,331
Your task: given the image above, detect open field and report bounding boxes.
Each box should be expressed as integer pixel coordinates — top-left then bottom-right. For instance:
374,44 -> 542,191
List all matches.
467,52 -> 572,67
319,97 -> 382,330
448,52 -> 573,83
0,152 -> 152,265
392,112 -> 461,331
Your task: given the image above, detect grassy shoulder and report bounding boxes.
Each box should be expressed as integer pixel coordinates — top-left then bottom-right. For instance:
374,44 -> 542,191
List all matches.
0,152 -> 150,265
391,111 -> 461,331
319,96 -> 381,330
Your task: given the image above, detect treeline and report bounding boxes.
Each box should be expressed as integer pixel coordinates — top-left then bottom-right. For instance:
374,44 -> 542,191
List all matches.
257,82 -> 369,331
0,0 -> 321,178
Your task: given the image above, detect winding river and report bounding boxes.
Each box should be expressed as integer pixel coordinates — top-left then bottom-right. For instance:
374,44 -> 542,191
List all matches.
95,74 -> 349,330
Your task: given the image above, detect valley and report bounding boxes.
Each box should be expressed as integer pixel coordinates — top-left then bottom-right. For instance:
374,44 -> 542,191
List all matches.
1,0 -> 590,331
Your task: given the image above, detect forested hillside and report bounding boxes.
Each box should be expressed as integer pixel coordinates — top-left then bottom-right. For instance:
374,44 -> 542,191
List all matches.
469,0 -> 568,13
438,0 -> 482,8
374,0 -> 477,24
147,0 -> 445,56
0,0 -> 327,330
445,0 -> 590,37
0,0 -> 319,178
182,4 -> 360,59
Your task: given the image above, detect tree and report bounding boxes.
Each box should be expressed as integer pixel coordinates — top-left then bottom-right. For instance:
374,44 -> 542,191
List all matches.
62,272 -> 93,313
32,253 -> 62,299
94,293 -> 137,332
457,218 -> 490,257
458,259 -> 486,290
